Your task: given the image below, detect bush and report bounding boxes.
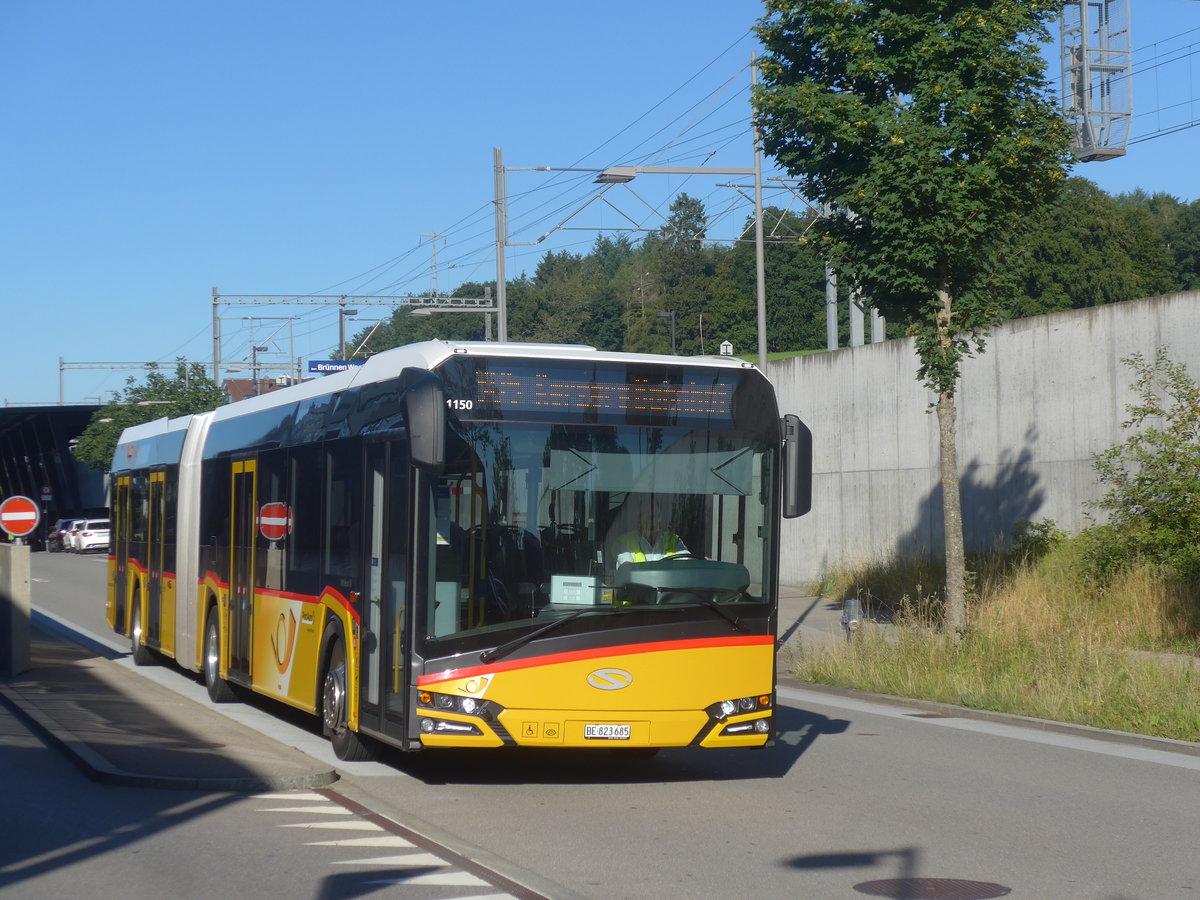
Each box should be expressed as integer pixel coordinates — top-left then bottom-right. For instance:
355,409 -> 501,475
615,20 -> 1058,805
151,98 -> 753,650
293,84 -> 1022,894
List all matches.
1087,349 -> 1200,579
1009,518 -> 1067,564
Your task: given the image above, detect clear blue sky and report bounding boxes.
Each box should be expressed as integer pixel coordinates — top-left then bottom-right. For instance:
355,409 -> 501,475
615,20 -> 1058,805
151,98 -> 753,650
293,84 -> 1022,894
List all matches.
4,1 -> 1198,405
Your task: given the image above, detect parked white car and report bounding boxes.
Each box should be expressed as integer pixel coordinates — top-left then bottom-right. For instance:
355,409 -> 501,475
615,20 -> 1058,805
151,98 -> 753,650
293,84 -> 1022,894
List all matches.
63,519 -> 86,551
75,518 -> 110,553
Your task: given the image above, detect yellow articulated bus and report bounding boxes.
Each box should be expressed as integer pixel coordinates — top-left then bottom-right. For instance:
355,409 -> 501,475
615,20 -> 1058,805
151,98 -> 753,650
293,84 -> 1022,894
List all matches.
107,341 -> 811,760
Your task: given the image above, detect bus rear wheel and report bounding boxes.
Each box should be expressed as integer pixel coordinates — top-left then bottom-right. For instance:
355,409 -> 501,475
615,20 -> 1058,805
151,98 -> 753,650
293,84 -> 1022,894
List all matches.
130,595 -> 154,666
203,607 -> 237,704
321,636 -> 372,762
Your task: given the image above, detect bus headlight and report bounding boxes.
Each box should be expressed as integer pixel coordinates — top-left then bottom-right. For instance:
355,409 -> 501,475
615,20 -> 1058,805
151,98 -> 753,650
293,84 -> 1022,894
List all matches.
420,717 -> 483,736
417,691 -> 496,719
719,717 -> 772,736
709,694 -> 772,722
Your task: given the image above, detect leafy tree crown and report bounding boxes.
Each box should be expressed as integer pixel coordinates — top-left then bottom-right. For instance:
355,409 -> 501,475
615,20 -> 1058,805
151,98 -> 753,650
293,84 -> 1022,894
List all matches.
753,0 -> 1073,393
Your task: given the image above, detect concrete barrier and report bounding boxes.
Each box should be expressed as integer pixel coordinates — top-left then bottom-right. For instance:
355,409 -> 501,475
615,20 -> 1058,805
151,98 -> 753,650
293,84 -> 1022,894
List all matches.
770,291 -> 1200,585
0,544 -> 31,677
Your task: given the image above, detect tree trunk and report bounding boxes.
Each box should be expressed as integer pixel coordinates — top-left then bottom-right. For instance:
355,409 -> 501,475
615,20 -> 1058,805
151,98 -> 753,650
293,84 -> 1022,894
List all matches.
937,388 -> 967,636
935,282 -> 968,637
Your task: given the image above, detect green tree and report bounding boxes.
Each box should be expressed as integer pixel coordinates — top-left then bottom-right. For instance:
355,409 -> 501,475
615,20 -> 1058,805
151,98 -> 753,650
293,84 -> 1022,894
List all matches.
710,206 -> 831,355
1166,199 -> 1200,291
628,194 -> 715,355
579,234 -> 633,350
754,0 -> 1073,633
516,250 -> 594,343
1114,190 -> 1183,298
73,361 -> 224,472
1013,178 -> 1142,316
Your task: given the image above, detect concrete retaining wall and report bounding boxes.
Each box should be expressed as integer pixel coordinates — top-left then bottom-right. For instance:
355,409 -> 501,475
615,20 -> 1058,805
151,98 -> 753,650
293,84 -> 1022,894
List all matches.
769,291 -> 1200,586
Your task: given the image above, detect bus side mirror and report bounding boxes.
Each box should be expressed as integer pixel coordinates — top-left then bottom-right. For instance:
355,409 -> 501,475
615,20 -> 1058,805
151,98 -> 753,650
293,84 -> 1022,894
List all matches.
781,414 -> 812,518
406,378 -> 445,470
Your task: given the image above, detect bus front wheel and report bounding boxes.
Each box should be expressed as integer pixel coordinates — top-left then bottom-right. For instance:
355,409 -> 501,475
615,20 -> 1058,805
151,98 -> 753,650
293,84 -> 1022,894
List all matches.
203,607 -> 237,704
321,635 -> 372,762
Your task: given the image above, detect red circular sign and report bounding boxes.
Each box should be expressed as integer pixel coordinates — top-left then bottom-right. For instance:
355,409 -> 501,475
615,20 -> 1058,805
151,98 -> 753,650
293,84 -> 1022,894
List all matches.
257,502 -> 293,542
0,495 -> 41,538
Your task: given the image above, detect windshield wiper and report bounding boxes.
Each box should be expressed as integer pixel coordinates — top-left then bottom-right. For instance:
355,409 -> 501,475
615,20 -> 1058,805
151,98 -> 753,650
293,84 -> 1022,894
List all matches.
689,596 -> 747,632
479,607 -> 622,665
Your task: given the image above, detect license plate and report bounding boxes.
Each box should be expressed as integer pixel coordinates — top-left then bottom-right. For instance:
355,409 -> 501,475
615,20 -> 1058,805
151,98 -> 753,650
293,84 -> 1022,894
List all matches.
584,723 -> 631,740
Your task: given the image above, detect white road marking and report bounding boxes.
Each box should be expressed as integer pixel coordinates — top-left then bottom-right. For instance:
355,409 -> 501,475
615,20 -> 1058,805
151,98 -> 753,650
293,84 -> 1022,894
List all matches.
332,852 -> 451,866
305,836 -> 417,848
279,820 -> 383,831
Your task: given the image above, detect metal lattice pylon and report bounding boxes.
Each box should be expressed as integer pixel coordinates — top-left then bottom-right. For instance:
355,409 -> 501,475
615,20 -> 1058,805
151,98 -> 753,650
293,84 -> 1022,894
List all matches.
1061,0 -> 1133,161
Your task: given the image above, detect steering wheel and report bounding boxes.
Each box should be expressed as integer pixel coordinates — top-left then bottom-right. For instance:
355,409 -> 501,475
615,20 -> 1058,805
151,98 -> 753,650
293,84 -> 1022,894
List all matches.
663,552 -> 704,562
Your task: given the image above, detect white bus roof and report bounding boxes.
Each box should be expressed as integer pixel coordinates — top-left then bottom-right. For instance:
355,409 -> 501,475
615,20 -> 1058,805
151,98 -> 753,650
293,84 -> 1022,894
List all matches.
208,340 -> 758,426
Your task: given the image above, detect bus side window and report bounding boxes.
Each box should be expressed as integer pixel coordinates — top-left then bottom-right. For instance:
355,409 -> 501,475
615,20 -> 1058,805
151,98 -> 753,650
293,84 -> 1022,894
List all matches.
288,444 -> 321,596
324,439 -> 362,590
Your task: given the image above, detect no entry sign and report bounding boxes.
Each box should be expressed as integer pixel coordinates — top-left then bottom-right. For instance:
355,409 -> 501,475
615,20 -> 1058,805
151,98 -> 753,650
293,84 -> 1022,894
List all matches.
0,495 -> 41,539
257,502 -> 293,542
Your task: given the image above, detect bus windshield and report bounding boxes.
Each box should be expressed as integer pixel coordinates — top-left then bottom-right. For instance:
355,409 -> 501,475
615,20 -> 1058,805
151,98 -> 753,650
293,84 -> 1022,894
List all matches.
420,418 -> 776,654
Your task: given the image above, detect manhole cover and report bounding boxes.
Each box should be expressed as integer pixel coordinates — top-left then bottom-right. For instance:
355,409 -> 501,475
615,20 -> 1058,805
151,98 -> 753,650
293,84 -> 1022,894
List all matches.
854,878 -> 1011,899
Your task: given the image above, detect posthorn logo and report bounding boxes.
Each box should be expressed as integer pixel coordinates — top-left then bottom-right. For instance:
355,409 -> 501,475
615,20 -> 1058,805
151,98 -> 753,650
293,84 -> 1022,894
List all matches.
587,668 -> 633,690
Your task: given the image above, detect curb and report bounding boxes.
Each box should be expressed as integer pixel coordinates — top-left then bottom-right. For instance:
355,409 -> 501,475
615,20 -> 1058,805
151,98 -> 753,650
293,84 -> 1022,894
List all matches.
778,675 -> 1200,759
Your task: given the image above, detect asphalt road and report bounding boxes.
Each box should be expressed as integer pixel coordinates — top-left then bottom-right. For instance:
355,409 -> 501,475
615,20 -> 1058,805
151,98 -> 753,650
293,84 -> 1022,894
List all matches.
28,552 -> 1200,900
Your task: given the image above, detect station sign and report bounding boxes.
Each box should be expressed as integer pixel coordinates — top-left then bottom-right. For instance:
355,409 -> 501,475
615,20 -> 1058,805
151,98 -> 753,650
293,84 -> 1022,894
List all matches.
307,360 -> 366,374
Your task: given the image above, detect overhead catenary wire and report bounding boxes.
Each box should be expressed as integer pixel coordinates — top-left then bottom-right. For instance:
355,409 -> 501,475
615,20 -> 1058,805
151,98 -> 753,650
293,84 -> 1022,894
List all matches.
213,12 -> 1200,374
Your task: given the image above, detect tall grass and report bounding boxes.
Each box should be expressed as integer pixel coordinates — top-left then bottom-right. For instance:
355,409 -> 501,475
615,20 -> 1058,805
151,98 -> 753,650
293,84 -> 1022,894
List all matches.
796,540 -> 1200,742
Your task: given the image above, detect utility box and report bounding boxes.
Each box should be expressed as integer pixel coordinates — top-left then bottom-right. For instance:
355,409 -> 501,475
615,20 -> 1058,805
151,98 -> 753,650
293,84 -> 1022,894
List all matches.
0,544 -> 31,677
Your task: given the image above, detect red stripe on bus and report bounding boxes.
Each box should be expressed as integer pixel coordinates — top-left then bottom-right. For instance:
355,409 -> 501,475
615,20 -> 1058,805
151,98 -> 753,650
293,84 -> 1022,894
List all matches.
123,559 -> 176,580
257,586 -> 322,605
322,586 -> 361,624
199,572 -> 361,624
417,634 -> 773,686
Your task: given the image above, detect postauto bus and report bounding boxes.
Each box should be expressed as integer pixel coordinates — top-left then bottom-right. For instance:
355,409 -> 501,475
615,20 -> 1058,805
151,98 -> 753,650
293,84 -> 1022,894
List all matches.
108,341 -> 811,760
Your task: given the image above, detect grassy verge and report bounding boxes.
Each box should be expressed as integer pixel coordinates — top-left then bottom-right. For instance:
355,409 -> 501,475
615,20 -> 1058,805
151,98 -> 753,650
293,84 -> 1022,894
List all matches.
797,541 -> 1200,743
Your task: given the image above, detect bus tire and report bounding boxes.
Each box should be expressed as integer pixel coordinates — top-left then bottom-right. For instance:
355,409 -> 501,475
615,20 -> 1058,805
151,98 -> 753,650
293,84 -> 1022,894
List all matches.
321,633 -> 372,762
129,593 -> 154,667
203,606 -> 238,704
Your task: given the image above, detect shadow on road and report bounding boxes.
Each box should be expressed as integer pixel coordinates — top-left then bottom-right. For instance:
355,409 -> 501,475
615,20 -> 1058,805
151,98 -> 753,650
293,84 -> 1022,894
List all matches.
381,703 -> 851,786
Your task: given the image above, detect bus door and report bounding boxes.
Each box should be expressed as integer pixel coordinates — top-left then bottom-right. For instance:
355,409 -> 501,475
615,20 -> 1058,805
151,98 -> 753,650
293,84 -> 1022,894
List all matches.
358,440 -> 410,742
109,475 -> 131,632
229,459 -> 256,684
146,471 -> 165,648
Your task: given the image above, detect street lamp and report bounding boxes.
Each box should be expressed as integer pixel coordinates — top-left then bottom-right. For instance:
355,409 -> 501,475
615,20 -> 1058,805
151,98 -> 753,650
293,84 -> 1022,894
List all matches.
338,306 -> 359,360
590,55 -> 769,368
494,57 -> 768,364
251,346 -> 269,395
656,311 -> 677,355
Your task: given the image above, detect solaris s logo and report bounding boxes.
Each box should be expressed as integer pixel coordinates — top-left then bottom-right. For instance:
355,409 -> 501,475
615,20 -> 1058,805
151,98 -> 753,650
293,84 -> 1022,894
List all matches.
587,668 -> 633,690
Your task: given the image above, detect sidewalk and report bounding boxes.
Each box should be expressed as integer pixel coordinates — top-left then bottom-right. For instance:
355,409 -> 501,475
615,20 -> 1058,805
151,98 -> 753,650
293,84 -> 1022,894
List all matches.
776,585 -> 849,676
0,624 -> 337,791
